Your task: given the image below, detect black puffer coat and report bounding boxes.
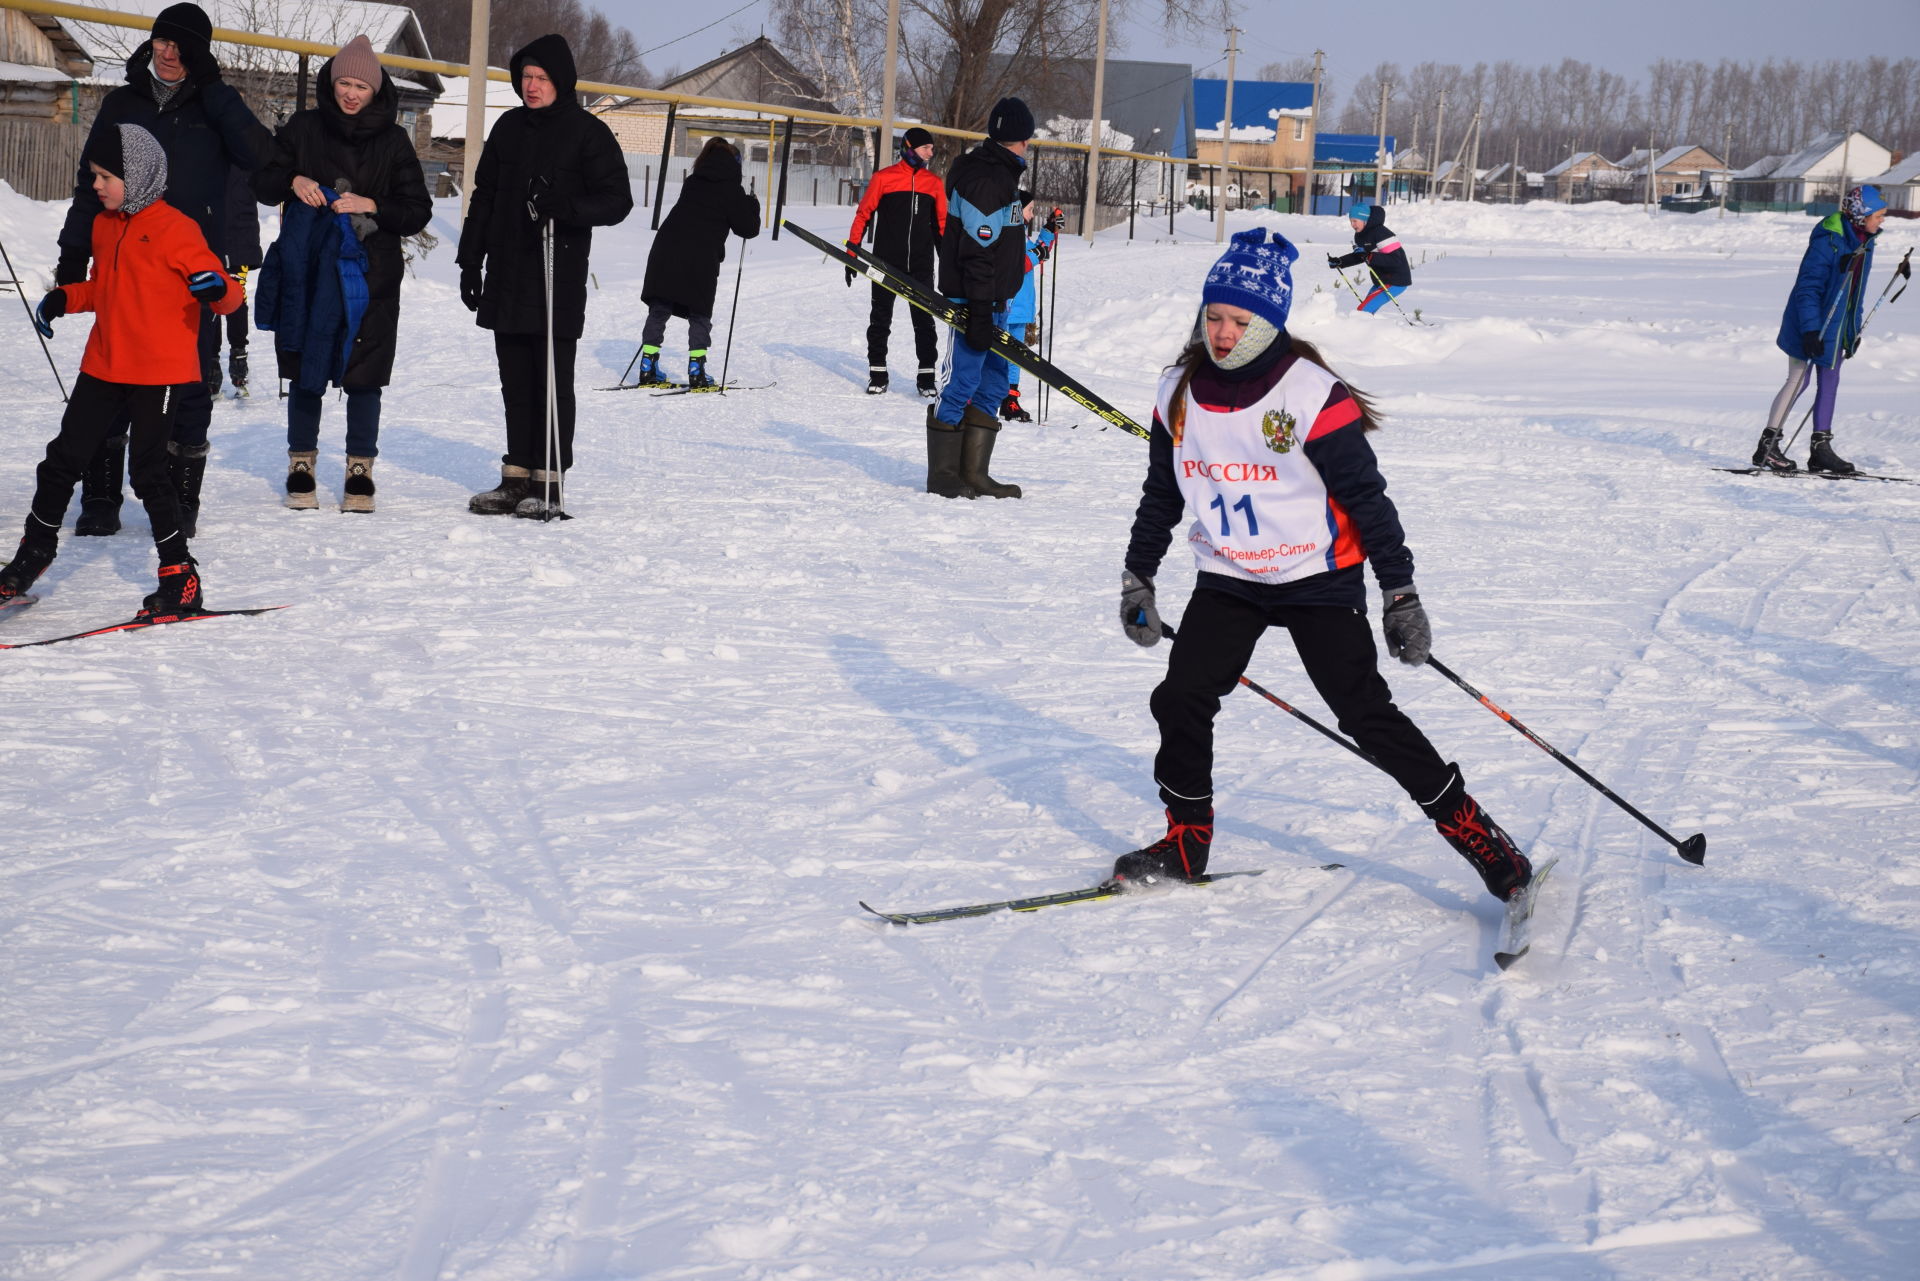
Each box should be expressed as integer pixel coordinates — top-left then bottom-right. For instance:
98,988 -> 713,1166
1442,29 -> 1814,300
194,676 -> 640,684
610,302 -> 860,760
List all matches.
56,40 -> 261,279
456,35 -> 633,339
641,146 -> 761,317
252,61 -> 432,388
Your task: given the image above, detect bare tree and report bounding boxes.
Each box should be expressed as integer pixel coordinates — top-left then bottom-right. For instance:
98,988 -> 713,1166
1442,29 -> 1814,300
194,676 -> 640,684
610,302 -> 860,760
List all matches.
1257,56 -> 1332,120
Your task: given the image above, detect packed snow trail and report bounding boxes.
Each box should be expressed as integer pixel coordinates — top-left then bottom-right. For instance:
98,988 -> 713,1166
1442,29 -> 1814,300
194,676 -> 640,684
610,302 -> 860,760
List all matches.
2,185 -> 1917,1279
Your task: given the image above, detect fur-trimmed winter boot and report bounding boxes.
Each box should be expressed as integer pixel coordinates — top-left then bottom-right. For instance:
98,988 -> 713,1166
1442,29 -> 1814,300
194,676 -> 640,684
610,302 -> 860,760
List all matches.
285,450 -> 320,510
469,464 -> 532,515
341,456 -> 376,514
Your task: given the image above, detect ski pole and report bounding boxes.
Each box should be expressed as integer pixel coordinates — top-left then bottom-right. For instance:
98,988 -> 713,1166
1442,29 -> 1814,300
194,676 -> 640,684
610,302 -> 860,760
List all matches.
1363,262 -> 1423,327
0,233 -> 69,403
541,217 -> 567,519
1032,250 -> 1045,423
1332,264 -> 1371,308
1782,242 -> 1871,453
1424,655 -> 1706,865
614,343 -> 645,388
1161,622 -> 1379,769
1044,209 -> 1062,421
717,235 -> 746,394
1857,245 -> 1911,337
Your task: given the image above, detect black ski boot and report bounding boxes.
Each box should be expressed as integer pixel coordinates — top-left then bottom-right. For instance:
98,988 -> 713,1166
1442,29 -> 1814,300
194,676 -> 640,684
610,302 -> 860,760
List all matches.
1751,427 -> 1797,473
1422,766 -> 1532,901
1807,432 -> 1856,475
925,405 -> 975,499
686,352 -> 715,391
167,441 -> 209,538
140,556 -> 204,617
1111,808 -> 1214,884
960,404 -> 1021,499
917,368 -> 938,399
636,348 -> 669,387
0,530 -> 57,602
866,366 -> 889,395
999,387 -> 1032,422
75,434 -> 127,536
469,464 -> 532,515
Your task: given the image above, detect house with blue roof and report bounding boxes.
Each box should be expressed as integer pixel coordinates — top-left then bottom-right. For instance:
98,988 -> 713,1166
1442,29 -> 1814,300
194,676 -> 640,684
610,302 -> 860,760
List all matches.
1193,77 -> 1316,208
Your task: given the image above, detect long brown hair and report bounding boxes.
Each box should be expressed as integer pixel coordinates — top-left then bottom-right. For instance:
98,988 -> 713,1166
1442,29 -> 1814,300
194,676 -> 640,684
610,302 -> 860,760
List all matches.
1164,332 -> 1382,444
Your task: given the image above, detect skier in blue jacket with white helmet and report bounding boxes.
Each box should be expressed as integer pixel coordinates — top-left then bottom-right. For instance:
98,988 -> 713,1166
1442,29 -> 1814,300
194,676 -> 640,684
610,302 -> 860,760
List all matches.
1751,185 -> 1887,475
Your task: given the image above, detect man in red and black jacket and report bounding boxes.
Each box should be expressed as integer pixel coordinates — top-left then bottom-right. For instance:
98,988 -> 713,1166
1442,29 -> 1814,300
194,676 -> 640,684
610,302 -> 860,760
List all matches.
847,126 -> 947,397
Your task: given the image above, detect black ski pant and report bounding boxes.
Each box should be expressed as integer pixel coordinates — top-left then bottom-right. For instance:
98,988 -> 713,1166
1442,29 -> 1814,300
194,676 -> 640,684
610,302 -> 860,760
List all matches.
27,373 -> 191,560
867,278 -> 937,372
1150,585 -> 1453,820
495,332 -> 577,474
80,308 -> 217,497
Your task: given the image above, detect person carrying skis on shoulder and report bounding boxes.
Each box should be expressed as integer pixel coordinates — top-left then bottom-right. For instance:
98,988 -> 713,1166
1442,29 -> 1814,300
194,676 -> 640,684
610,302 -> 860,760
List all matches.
925,96 -> 1033,500
997,199 -> 1056,423
636,137 -> 760,391
847,125 -> 946,397
1111,227 -> 1532,903
0,124 -> 238,616
1327,199 -> 1411,314
1750,185 -> 1888,475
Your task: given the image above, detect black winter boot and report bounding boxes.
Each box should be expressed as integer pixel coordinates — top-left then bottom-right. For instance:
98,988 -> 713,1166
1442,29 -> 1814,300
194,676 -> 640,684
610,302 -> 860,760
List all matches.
469,464 -> 532,515
229,348 -> 249,395
960,404 -> 1021,498
866,366 -> 889,395
140,556 -> 204,617
167,441 -> 209,538
75,434 -> 127,536
0,529 -> 57,602
926,406 -> 975,499
1111,808 -> 1214,883
1751,427 -> 1797,473
1422,765 -> 1532,901
514,469 -> 567,520
917,368 -> 939,399
1807,432 -> 1856,475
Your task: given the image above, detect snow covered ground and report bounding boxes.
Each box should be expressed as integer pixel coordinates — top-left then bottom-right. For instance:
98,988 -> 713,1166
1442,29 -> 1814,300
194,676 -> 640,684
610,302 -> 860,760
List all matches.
2,179 -> 1917,1280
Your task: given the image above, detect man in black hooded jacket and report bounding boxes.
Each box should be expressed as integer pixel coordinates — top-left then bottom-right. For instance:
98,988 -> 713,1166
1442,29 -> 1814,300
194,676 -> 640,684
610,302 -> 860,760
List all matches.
55,2 -> 262,538
459,34 -> 633,520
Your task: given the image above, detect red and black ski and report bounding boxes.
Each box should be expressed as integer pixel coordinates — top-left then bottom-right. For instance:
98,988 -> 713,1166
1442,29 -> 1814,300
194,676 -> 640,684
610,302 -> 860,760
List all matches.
0,605 -> 288,650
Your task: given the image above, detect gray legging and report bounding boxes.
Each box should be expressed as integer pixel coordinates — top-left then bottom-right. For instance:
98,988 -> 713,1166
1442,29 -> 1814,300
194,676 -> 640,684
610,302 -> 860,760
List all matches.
641,304 -> 713,354
1764,356 -> 1841,437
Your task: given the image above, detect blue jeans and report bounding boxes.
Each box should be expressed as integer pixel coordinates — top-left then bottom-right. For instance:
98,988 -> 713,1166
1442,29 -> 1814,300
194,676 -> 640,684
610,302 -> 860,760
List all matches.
287,387 -> 382,457
935,303 -> 1011,426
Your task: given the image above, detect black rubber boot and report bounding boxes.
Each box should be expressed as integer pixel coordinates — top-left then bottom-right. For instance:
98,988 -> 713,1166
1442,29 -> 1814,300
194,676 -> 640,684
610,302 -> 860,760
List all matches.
1807,432 -> 1856,475
926,406 -> 975,499
960,405 -> 1021,499
76,434 -> 127,536
167,441 -> 209,539
1751,428 -> 1797,473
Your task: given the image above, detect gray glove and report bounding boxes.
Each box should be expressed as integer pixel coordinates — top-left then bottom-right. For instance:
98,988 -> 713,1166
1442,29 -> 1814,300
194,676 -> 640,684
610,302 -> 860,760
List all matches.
1121,570 -> 1162,647
1382,585 -> 1430,665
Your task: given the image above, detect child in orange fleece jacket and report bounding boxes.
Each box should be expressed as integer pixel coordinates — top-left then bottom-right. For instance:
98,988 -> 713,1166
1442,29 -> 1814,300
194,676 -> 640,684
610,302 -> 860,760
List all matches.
0,122 -> 238,617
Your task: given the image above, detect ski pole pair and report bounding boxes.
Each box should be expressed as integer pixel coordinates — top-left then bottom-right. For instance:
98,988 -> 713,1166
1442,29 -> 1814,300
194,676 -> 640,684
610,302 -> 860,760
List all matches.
1157,622 -> 1706,866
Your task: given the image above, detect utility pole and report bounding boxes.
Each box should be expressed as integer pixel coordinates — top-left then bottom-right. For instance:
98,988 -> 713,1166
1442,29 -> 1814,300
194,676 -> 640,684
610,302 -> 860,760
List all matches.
878,0 -> 900,170
1510,136 -> 1519,203
1216,24 -> 1240,243
1838,123 -> 1852,207
1081,0 -> 1111,243
1303,48 -> 1323,215
461,0 -> 490,220
1373,78 -> 1390,206
1464,102 -> 1482,202
1430,90 -> 1447,202
1719,120 -> 1733,218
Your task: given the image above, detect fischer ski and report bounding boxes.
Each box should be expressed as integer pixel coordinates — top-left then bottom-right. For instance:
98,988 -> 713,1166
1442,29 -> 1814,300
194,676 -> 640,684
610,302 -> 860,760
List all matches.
861,869 -> 1274,925
1714,467 -> 1916,485
784,220 -> 1151,441
1494,856 -> 1559,970
0,604 -> 288,650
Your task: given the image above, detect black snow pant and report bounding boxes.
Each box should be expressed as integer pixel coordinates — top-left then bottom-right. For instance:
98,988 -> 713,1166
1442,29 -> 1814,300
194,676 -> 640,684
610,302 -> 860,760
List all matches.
80,308 -> 217,491
27,373 -> 192,560
1150,585 -> 1453,820
495,332 -> 577,474
867,278 -> 937,372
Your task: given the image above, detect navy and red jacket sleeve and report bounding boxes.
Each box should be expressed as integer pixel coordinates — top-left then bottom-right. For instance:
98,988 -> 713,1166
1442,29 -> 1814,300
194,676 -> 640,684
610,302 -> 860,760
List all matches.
1124,410 -> 1185,581
1302,385 -> 1415,592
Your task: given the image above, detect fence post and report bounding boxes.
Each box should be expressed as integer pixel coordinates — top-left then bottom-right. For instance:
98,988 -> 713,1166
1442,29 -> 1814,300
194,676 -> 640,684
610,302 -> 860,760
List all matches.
652,102 -> 676,231
772,115 -> 795,240
642,164 -> 649,208
1128,157 -> 1137,240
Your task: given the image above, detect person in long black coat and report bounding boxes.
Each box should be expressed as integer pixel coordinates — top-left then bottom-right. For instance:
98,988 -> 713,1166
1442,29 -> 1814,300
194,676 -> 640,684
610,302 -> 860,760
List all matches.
635,137 -> 761,388
54,2 -> 262,538
252,35 -> 431,515
458,33 -> 633,519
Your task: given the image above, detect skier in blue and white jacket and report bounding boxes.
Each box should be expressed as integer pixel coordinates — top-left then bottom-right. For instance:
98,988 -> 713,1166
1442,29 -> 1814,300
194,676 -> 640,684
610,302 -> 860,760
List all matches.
997,201 -> 1057,423
1750,185 -> 1888,475
1111,228 -> 1532,903
1328,200 -> 1411,313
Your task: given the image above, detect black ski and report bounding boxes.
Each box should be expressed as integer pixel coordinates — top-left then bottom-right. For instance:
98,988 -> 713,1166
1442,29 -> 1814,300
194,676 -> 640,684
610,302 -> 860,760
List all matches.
861,869 -> 1278,925
784,220 -> 1151,441
1714,467 -> 1916,485
0,605 -> 289,650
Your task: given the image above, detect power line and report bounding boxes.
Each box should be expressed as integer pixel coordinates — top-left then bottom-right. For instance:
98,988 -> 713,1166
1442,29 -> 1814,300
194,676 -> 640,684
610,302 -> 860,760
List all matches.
638,0 -> 767,60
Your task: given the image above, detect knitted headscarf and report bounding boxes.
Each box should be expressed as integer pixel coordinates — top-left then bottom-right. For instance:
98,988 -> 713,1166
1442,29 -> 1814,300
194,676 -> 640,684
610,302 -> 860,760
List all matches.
87,122 -> 170,215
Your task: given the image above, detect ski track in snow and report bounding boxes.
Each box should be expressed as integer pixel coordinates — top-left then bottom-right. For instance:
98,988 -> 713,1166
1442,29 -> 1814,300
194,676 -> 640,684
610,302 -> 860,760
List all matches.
2,185 -> 1918,1279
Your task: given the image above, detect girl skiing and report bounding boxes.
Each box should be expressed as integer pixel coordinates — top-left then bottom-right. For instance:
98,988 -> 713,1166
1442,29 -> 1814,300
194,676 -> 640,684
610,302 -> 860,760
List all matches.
636,136 -> 761,389
1328,200 -> 1411,313
1113,228 -> 1531,902
1750,185 -> 1887,475
0,123 -> 237,615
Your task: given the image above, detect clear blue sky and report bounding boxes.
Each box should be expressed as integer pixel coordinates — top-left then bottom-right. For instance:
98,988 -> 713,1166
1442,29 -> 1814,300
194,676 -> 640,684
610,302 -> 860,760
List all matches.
589,0 -> 1918,89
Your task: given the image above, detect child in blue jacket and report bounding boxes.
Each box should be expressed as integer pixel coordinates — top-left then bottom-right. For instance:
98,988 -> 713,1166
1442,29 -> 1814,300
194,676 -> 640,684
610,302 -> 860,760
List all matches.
998,202 -> 1057,422
1751,185 -> 1887,474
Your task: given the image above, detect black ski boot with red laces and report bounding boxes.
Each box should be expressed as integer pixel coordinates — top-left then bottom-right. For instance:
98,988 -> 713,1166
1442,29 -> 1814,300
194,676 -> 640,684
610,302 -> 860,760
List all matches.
1422,765 -> 1532,900
1111,807 -> 1214,884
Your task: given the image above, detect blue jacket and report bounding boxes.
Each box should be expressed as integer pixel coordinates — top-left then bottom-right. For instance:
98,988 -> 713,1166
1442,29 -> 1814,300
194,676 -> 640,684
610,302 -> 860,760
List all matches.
1006,228 -> 1054,326
1777,212 -> 1877,367
255,190 -> 369,395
